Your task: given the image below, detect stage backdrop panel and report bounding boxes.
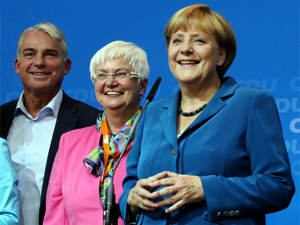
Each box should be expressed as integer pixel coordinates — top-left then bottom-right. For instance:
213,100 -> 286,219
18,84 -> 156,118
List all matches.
1,1 -> 299,224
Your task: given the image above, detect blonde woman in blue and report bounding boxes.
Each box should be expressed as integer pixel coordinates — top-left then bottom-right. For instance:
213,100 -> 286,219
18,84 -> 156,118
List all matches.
119,4 -> 295,225
0,138 -> 19,225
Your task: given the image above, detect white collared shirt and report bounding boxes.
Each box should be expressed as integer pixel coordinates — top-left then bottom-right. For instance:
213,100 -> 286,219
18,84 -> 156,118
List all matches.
7,90 -> 63,225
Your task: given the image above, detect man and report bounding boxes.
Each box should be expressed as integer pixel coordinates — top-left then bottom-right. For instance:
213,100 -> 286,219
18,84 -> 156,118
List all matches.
0,22 -> 100,225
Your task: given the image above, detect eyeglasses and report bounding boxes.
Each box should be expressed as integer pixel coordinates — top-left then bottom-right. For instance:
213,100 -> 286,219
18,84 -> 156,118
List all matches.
93,71 -> 140,82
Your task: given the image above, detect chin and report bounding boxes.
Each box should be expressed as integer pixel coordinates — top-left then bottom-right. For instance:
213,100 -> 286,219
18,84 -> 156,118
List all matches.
105,104 -> 125,110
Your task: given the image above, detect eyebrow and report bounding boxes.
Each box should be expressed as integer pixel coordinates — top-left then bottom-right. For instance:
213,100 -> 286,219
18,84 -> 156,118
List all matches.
22,48 -> 35,53
172,32 -> 184,37
44,49 -> 60,54
96,68 -> 131,72
22,48 -> 60,54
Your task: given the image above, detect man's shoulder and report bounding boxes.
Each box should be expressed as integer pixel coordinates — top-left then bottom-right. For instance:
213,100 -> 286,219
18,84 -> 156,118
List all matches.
61,93 -> 100,112
0,100 -> 18,138
60,93 -> 100,127
0,99 -> 18,117
0,99 -> 18,110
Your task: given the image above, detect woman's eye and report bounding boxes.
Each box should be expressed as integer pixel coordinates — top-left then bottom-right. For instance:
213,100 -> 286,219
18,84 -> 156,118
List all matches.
115,72 -> 127,78
172,38 -> 182,43
194,38 -> 205,43
97,73 -> 107,79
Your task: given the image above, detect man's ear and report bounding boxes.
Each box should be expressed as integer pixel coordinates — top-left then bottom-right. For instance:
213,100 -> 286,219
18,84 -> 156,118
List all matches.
14,58 -> 20,74
64,58 -> 72,75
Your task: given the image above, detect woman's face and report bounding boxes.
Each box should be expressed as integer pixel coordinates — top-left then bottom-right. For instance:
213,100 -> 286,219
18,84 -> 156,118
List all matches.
94,58 -> 147,113
167,27 -> 226,85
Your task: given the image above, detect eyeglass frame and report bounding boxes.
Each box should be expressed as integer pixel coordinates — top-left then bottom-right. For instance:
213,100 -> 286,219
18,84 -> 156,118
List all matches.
92,71 -> 141,83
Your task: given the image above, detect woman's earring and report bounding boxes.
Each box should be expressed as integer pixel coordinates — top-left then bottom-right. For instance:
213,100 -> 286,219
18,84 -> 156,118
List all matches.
139,92 -> 144,99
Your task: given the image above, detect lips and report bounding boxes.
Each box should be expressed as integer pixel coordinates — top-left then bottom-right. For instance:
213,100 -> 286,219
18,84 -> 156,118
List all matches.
105,91 -> 123,96
178,60 -> 200,65
30,72 -> 51,76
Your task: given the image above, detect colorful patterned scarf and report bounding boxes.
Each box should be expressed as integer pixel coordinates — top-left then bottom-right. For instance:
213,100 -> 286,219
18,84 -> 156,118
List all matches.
83,110 -> 140,207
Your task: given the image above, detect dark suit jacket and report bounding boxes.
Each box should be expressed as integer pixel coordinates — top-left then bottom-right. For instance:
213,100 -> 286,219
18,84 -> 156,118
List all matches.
0,91 -> 101,224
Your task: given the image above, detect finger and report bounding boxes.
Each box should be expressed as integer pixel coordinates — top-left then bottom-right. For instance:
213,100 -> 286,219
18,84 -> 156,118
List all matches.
165,171 -> 177,178
136,197 -> 156,211
149,185 -> 174,199
165,199 -> 185,213
147,171 -> 169,182
150,176 -> 175,188
135,179 -> 155,198
138,178 -> 153,189
153,192 -> 181,208
129,188 -> 156,211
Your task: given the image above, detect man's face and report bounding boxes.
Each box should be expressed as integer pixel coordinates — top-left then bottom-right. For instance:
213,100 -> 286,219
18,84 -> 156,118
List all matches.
14,31 -> 71,96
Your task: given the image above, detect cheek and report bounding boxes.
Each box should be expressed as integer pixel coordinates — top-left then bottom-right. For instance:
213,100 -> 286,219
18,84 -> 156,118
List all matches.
168,53 -> 176,68
126,84 -> 141,100
94,83 -> 103,94
168,48 -> 177,60
168,50 -> 178,69
94,87 -> 104,104
17,62 -> 28,73
168,60 -> 178,76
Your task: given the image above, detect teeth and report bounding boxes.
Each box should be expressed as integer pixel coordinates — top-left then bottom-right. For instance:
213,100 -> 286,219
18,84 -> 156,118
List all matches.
107,91 -> 121,95
33,73 -> 47,76
180,61 -> 198,64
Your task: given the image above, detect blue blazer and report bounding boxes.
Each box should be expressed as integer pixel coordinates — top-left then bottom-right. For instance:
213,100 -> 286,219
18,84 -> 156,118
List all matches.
119,77 -> 295,225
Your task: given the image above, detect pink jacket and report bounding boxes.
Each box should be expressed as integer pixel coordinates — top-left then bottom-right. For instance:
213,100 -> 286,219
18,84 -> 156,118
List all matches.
43,125 -> 127,225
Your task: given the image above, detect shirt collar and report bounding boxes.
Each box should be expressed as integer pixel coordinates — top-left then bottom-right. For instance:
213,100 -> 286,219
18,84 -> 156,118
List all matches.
15,89 -> 63,118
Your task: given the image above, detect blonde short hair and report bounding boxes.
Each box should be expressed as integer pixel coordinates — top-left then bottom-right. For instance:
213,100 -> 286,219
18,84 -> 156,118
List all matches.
164,4 -> 236,77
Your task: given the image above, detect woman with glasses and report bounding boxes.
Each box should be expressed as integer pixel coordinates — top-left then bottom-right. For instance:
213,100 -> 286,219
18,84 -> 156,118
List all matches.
119,4 -> 295,225
43,41 -> 148,225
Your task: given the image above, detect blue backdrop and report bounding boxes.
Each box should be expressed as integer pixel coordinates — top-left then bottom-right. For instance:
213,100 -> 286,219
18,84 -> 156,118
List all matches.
1,1 -> 299,224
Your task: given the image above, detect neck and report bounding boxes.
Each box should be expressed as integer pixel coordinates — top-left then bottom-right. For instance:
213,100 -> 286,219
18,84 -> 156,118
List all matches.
104,105 -> 140,134
23,90 -> 59,118
179,77 -> 221,112
181,77 -> 220,102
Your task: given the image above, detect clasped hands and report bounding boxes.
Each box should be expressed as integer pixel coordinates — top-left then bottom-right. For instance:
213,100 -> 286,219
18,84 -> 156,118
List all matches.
127,171 -> 205,215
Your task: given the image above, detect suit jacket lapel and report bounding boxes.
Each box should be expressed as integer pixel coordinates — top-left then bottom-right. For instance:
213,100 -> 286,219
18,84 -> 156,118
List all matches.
188,77 -> 239,131
159,77 -> 239,147
160,93 -> 180,150
40,92 -> 80,204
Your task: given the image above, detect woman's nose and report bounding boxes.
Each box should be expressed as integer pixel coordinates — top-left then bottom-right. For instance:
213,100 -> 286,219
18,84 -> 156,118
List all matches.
180,42 -> 193,54
105,74 -> 118,86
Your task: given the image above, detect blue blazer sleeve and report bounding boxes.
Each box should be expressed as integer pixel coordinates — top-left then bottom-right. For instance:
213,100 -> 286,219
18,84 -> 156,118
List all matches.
201,90 -> 295,221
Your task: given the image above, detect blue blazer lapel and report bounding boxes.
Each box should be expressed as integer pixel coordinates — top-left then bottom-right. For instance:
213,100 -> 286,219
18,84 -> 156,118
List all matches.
164,77 -> 239,135
160,93 -> 180,150
190,77 -> 239,128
